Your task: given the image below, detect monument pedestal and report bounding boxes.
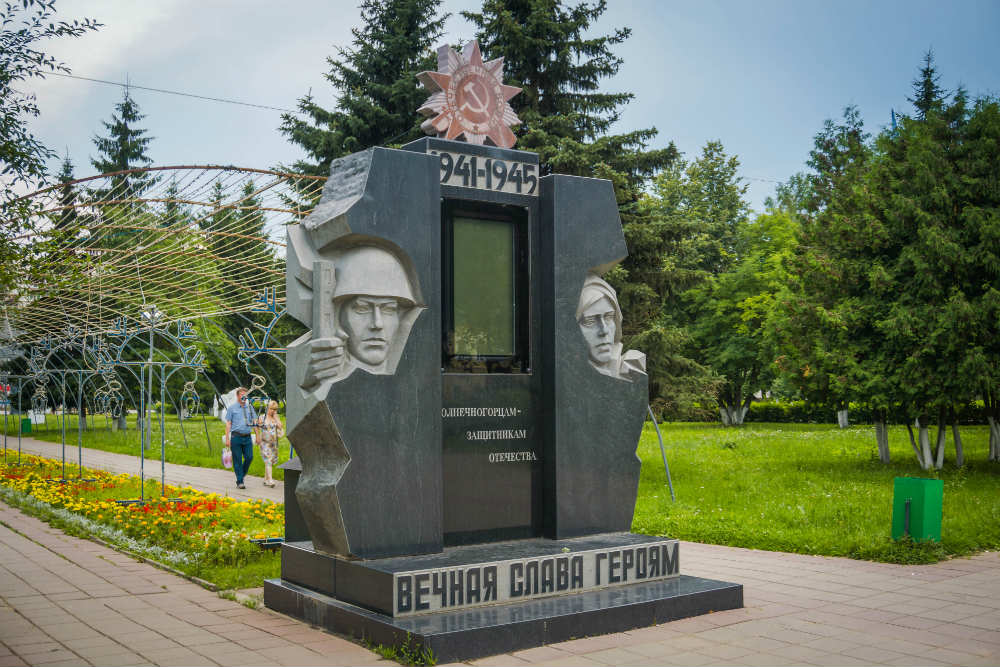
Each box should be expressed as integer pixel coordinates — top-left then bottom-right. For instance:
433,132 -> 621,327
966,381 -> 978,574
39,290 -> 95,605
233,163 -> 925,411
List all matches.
264,535 -> 742,662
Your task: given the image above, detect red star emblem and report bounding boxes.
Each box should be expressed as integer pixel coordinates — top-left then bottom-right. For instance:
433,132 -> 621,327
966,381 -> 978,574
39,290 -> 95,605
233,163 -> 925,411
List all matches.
417,41 -> 522,149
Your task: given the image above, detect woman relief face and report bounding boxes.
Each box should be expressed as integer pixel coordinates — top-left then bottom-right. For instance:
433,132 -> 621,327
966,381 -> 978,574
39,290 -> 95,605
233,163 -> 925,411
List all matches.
579,296 -> 616,363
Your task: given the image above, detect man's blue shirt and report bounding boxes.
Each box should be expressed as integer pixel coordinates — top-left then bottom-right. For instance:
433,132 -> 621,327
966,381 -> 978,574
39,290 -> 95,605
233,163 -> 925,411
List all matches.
225,399 -> 258,435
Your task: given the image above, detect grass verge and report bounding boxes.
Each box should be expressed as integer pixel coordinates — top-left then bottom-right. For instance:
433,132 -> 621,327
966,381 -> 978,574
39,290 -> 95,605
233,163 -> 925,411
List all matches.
634,422 -> 1000,563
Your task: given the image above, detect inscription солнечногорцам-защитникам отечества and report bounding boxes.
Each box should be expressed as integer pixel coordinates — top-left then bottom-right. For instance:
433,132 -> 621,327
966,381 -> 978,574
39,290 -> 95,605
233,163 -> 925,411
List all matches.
442,406 -> 534,463
394,540 -> 679,616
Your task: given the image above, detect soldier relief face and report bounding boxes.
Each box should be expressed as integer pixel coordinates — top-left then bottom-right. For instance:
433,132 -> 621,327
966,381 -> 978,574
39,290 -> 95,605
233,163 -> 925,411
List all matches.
340,296 -> 401,366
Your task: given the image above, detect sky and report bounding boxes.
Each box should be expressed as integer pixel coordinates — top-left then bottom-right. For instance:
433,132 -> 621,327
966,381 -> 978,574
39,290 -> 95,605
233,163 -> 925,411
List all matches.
20,0 -> 1000,212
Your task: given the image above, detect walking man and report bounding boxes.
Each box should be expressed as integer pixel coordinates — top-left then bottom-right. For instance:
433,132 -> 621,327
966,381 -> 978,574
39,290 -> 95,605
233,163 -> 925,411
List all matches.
225,387 -> 259,489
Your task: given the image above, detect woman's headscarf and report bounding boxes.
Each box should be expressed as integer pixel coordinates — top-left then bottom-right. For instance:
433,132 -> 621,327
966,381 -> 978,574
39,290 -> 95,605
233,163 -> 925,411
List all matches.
575,273 -> 623,348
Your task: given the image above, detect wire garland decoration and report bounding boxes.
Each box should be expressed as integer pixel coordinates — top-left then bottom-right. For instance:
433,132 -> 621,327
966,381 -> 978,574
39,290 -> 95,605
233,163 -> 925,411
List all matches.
0,165 -> 324,500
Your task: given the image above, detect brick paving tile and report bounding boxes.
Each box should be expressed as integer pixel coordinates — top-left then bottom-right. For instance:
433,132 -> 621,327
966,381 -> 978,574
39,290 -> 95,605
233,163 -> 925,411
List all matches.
136,647 -> 219,666
869,622 -> 954,647
73,643 -> 141,661
508,645 -> 572,662
692,625 -> 754,643
940,637 -> 998,657
532,656 -> 605,666
767,642 -> 837,663
547,636 -> 624,655
77,652 -> 144,667
572,646 -> 642,665
614,640 -> 677,659
771,617 -> 843,638
191,641 -> 244,658
12,645 -> 74,661
234,634 -> 296,651
840,643 -> 910,663
652,649 -> 718,666
918,602 -> 996,622
882,657 -> 950,666
918,645 -> 993,665
658,634 -> 716,651
731,651 -> 800,666
819,627 -> 885,646
869,636 -> 939,656
759,627 -> 825,644
883,613 -> 942,630
691,642 -> 754,660
206,650 -> 273,667
951,613 -> 1000,631
470,657 -> 531,667
658,615 -> 722,633
806,653 -> 884,666
621,625 -> 682,642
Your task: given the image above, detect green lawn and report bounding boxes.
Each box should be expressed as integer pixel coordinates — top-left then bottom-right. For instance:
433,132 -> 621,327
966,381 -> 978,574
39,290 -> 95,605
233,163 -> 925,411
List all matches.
1,411 -> 291,481
634,422 -> 1000,563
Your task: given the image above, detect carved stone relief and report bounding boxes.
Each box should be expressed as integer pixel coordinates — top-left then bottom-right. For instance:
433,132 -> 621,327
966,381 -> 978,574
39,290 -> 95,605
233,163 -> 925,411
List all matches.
576,273 -> 646,381
283,146 -> 442,559
295,243 -> 425,393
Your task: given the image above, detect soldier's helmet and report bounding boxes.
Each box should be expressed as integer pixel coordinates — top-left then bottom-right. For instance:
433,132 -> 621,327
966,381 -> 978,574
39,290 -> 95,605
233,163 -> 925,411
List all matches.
331,245 -> 416,306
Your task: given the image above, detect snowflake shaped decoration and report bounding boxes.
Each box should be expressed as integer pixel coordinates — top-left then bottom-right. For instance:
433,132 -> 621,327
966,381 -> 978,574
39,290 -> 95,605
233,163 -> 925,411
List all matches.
417,41 -> 522,149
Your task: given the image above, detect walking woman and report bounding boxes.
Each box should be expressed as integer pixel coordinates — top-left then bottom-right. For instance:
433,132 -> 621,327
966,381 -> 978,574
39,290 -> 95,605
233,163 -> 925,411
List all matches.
257,400 -> 284,487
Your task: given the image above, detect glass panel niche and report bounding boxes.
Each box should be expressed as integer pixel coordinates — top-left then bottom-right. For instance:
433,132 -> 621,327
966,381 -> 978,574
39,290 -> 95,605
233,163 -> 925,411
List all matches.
452,217 -> 515,356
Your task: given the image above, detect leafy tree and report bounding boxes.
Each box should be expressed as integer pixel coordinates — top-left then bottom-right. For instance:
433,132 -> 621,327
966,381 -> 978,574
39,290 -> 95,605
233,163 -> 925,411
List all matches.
691,208 -> 798,425
279,0 -> 447,176
866,84 -> 1000,470
0,0 -> 99,290
1,1 -> 100,188
772,55 -> 1000,469
628,142 -> 750,419
90,89 -> 157,199
768,106 -> 877,442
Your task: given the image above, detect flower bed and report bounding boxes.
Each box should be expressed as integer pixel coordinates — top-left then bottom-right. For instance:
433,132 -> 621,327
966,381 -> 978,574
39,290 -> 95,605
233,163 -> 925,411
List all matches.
0,454 -> 284,588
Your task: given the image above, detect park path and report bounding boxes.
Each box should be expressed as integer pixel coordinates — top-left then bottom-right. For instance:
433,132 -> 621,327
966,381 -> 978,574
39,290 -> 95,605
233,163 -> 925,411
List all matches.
2,435 -> 282,504
1,491 -> 999,667
0,500 -> 384,667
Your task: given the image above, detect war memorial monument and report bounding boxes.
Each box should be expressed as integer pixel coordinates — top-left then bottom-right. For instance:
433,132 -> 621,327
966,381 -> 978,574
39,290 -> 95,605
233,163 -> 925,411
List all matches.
264,42 -> 742,661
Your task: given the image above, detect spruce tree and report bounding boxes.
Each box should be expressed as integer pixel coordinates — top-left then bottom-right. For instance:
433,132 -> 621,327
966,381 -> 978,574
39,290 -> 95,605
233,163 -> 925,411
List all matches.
90,88 -> 157,199
279,0 -> 447,176
908,49 -> 947,120
54,153 -> 77,230
463,0 -> 675,192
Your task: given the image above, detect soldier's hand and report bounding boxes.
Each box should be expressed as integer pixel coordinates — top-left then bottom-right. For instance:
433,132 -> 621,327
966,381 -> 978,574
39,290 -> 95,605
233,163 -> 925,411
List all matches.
307,335 -> 347,385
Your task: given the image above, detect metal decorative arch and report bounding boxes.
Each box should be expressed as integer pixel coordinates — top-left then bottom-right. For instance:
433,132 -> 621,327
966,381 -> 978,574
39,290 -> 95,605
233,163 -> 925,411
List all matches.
0,165 -> 325,496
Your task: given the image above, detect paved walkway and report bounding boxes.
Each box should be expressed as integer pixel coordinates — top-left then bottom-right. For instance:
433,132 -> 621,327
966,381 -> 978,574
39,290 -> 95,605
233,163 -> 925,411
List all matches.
3,436 -> 282,503
1,493 -> 998,666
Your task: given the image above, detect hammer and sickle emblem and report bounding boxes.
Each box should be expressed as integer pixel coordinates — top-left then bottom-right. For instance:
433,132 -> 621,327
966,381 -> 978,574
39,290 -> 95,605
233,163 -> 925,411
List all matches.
460,80 -> 490,114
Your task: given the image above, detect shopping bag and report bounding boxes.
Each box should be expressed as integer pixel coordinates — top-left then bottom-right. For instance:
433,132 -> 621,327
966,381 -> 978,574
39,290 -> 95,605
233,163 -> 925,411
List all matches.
221,445 -> 233,469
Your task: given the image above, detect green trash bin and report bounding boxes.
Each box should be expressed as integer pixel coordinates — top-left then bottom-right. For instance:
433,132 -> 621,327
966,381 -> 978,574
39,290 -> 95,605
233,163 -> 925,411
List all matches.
892,477 -> 943,542
20,417 -> 31,434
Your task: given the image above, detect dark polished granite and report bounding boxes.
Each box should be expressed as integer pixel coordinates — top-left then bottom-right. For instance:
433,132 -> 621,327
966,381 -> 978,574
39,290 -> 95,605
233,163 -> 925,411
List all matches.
279,534 -> 680,616
264,573 -> 742,662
